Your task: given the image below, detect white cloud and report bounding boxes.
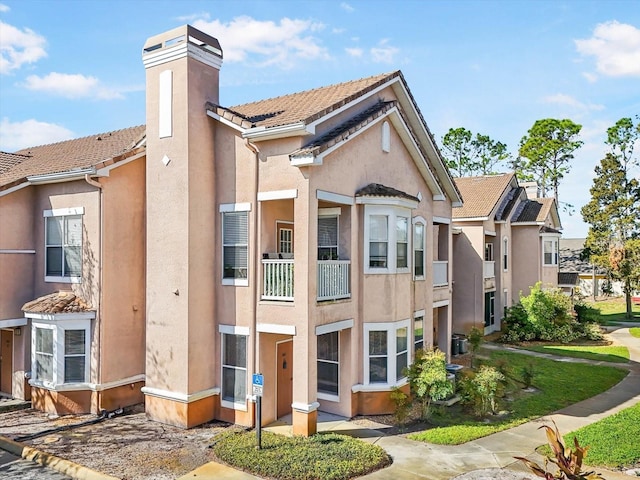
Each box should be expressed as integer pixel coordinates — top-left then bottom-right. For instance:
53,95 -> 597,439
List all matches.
581,72 -> 598,83
0,20 -> 47,74
0,4 -> 10,12
193,16 -> 329,68
542,93 -> 604,111
175,11 -> 210,22
23,72 -> 124,99
340,2 -> 355,12
575,21 -> 640,77
0,118 -> 74,151
345,47 -> 363,57
370,39 -> 399,64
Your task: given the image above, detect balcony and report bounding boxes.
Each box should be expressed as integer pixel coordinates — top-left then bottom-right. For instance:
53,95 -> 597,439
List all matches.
317,260 -> 350,301
433,260 -> 448,287
262,258 -> 294,301
483,261 -> 495,279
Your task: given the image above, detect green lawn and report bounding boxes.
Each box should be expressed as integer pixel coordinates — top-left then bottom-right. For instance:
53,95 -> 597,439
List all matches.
587,297 -> 640,323
562,402 -> 640,469
630,327 -> 640,338
408,350 -> 627,445
519,344 -> 629,363
210,430 -> 391,480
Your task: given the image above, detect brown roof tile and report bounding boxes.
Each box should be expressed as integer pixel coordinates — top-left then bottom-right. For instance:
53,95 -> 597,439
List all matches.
355,183 -> 419,202
210,71 -> 399,129
1,125 -> 145,190
452,173 -> 515,219
22,291 -> 94,314
0,151 -> 31,175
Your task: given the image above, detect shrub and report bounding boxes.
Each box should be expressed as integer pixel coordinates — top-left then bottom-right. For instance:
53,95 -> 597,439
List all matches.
574,301 -> 601,324
459,366 -> 505,417
406,348 -> 454,420
468,326 -> 483,367
521,361 -> 536,389
389,387 -> 411,426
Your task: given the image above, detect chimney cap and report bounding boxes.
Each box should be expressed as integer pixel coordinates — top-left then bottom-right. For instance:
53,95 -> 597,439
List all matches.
143,24 -> 222,59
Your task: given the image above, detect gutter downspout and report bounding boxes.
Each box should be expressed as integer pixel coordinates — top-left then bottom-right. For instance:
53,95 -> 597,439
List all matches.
85,174 -> 103,410
245,139 -> 260,377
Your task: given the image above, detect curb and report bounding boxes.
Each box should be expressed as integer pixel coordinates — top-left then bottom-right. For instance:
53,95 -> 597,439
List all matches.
0,435 -> 120,480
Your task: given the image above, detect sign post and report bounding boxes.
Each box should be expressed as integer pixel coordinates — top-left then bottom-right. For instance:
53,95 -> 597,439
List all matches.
252,373 -> 264,449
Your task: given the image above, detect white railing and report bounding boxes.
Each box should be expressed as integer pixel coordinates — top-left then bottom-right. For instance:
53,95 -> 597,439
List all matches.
484,260 -> 495,279
262,259 -> 294,301
433,260 -> 448,287
317,260 -> 350,301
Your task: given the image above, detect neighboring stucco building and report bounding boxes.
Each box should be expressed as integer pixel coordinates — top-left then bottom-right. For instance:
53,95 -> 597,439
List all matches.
0,25 -> 463,436
0,128 -> 146,413
451,174 -> 562,336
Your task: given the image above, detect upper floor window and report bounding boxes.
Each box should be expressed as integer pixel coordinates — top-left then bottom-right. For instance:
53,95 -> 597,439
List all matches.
318,215 -> 339,260
503,237 -> 508,271
364,206 -> 412,274
413,222 -> 425,278
220,203 -> 251,285
44,208 -> 83,283
484,242 -> 494,262
543,238 -> 558,266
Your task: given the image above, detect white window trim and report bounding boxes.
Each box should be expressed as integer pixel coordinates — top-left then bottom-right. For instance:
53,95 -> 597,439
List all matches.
220,203 -> 251,286
317,330 -> 340,402
412,219 -> 425,280
413,310 -> 425,356
363,319 -> 411,388
503,236 -> 509,272
542,236 -> 560,267
220,330 -> 249,411
44,207 -> 84,284
364,205 -> 413,275
29,317 -> 91,390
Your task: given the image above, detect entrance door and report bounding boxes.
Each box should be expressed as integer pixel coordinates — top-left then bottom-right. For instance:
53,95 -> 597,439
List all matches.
276,340 -> 293,419
0,330 -> 13,395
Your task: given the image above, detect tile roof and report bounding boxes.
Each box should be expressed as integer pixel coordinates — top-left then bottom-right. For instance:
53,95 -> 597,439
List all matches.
512,197 -> 555,223
0,152 -> 30,175
452,173 -> 515,219
210,72 -> 399,129
291,100 -> 396,157
22,291 -> 94,314
355,183 -> 419,202
1,125 -> 145,191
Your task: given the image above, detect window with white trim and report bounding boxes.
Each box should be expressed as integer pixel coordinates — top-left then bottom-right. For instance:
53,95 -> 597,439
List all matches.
222,210 -> 248,282
413,314 -> 424,355
364,206 -> 413,274
221,333 -> 247,405
543,238 -> 558,266
318,216 -> 339,260
484,242 -> 494,261
364,320 -> 411,386
413,222 -> 425,278
317,331 -> 339,396
45,209 -> 83,282
396,217 -> 409,268
279,228 -> 293,254
31,319 -> 91,388
503,237 -> 508,271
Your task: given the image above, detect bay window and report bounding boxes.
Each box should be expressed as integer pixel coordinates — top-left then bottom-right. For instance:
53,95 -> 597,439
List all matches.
369,215 -> 388,268
364,320 -> 411,386
543,238 -> 559,266
364,205 -> 413,274
396,217 -> 408,268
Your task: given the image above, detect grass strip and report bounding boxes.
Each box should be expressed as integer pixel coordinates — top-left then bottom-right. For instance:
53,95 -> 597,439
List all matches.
519,344 -> 629,363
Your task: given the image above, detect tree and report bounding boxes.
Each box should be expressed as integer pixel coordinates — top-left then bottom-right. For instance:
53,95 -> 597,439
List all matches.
515,119 -> 583,206
441,127 -> 510,177
582,117 -> 640,319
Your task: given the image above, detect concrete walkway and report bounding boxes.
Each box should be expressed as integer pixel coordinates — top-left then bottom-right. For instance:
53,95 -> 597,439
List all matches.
183,326 -> 640,480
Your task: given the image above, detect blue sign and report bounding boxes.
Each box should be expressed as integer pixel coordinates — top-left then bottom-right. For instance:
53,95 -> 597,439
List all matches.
252,373 -> 264,387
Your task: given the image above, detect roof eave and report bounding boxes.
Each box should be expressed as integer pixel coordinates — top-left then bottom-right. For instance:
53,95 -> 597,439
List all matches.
27,167 -> 97,185
243,122 -> 312,141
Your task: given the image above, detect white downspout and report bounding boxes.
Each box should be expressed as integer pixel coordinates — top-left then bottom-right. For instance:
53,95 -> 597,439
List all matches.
245,139 -> 260,376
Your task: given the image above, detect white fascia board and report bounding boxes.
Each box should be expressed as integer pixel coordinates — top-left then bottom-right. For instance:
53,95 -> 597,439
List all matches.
390,80 -> 462,205
0,181 -> 31,197
315,319 -> 354,336
433,216 -> 451,224
142,42 -> 222,70
243,122 -> 311,141
257,323 -> 296,335
219,324 -> 251,335
0,250 -> 36,254
257,189 -> 297,201
385,110 -> 445,200
24,311 -> 95,321
355,196 -> 419,209
206,110 -> 247,134
484,230 -> 497,237
453,217 -> 490,222
290,153 -> 321,166
28,168 -> 96,185
433,299 -> 450,308
514,222 -> 543,226
317,190 -> 354,205
0,318 -> 28,328
95,151 -> 145,177
540,232 -> 561,238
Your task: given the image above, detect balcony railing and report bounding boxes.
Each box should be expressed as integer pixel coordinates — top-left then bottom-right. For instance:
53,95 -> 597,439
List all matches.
483,260 -> 495,279
433,260 -> 448,287
317,260 -> 350,301
262,259 -> 294,301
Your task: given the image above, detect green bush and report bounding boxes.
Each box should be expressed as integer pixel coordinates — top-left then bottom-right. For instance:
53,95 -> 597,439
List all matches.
211,430 -> 391,480
501,283 -> 602,343
406,348 -> 454,420
574,301 -> 601,323
389,387 -> 411,426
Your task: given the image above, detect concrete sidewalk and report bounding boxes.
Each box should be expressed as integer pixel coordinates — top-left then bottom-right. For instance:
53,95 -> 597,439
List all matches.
182,326 -> 640,480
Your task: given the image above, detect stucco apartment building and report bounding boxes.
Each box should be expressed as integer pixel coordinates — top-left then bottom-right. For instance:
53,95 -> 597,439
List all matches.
0,25 -> 462,436
451,173 -> 563,335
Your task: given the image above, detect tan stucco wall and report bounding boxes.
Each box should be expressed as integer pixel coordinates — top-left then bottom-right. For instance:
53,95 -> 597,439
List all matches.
512,226 -> 541,298
451,224 -> 485,334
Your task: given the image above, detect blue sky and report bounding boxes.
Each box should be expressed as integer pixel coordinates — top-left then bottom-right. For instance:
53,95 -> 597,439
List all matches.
1,0 -> 639,237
